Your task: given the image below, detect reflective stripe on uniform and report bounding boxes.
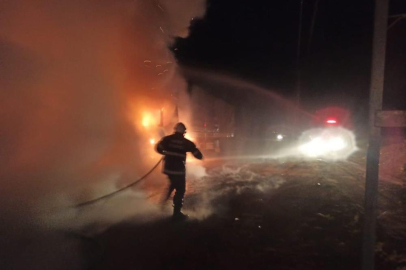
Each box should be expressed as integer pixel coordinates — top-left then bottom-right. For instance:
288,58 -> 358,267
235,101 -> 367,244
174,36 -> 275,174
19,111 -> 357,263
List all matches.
164,151 -> 186,158
163,169 -> 186,175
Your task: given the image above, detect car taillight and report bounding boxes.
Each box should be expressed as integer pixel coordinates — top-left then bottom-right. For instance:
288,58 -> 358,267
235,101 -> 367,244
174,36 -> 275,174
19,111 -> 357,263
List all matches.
326,119 -> 337,124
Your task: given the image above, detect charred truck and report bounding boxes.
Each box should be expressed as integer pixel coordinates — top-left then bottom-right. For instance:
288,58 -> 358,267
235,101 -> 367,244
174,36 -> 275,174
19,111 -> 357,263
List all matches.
140,83 -> 235,155
185,84 -> 235,154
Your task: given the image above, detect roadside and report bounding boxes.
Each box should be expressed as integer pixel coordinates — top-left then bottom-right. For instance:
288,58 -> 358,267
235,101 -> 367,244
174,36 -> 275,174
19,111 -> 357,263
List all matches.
91,150 -> 406,270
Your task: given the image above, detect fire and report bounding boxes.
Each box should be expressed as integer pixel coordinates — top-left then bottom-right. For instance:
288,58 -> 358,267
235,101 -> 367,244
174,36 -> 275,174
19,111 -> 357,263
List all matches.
141,112 -> 158,128
184,132 -> 194,141
142,115 -> 151,127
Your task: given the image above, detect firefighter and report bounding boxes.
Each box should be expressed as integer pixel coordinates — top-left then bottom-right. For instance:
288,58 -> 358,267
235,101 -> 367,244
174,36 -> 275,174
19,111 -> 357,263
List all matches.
156,122 -> 203,220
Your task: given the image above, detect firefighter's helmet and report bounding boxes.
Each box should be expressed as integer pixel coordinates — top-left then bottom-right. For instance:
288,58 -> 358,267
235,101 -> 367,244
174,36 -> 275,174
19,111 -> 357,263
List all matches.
174,122 -> 187,134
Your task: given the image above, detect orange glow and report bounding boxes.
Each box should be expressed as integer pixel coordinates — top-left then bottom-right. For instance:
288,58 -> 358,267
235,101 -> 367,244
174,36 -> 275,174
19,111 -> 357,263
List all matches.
141,112 -> 158,128
142,115 -> 151,127
184,133 -> 194,141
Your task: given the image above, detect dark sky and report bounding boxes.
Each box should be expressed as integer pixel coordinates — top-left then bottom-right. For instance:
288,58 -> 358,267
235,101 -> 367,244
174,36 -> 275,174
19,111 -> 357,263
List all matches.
175,0 -> 406,112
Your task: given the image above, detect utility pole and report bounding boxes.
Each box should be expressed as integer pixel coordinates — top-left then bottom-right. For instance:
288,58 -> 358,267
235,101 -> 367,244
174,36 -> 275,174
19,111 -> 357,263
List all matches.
362,0 -> 389,269
308,0 -> 321,54
294,0 -> 304,126
296,0 -> 304,107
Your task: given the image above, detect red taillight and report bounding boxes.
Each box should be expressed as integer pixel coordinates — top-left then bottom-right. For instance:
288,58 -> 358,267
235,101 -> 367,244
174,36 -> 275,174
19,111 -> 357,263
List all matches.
326,119 -> 337,124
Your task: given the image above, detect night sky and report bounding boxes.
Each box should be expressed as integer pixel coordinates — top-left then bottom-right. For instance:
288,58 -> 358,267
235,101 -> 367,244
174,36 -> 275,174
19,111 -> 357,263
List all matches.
175,0 -> 406,114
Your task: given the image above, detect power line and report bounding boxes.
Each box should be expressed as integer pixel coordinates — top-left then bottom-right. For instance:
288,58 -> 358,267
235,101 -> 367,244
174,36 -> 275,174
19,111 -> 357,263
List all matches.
308,0 -> 321,54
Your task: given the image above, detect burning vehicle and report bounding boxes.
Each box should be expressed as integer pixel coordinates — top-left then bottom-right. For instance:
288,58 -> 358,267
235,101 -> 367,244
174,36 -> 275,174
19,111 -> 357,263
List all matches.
186,86 -> 235,154
137,87 -> 235,155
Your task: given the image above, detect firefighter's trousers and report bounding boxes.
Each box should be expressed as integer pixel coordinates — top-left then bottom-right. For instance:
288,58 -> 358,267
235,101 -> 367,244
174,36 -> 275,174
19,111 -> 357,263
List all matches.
165,174 -> 186,213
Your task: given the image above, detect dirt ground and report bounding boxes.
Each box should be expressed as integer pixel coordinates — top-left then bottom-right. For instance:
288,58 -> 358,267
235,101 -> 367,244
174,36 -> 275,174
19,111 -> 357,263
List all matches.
87,149 -> 406,270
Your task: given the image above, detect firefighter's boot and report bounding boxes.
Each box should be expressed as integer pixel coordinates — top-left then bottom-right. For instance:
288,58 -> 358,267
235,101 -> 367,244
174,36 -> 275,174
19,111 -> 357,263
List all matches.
173,205 -> 188,220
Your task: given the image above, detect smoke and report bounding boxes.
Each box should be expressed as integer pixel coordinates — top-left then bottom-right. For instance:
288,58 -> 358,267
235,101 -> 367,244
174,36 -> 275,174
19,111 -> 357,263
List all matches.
264,128 -> 358,161
186,164 -> 286,219
0,0 -> 206,268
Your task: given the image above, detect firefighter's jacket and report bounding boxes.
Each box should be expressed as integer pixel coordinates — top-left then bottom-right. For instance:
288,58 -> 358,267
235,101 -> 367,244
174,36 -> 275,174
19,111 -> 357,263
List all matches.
156,133 -> 203,175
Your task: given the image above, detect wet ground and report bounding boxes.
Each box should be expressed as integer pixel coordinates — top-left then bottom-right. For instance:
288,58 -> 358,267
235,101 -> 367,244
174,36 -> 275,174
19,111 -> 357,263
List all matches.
87,152 -> 406,270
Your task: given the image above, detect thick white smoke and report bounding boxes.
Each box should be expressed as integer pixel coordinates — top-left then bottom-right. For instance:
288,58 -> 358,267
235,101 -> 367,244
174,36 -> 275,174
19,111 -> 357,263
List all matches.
0,0 -> 206,268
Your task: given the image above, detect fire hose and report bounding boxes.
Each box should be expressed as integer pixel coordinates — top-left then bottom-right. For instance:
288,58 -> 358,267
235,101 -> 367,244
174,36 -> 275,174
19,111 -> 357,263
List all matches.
75,157 -> 163,208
